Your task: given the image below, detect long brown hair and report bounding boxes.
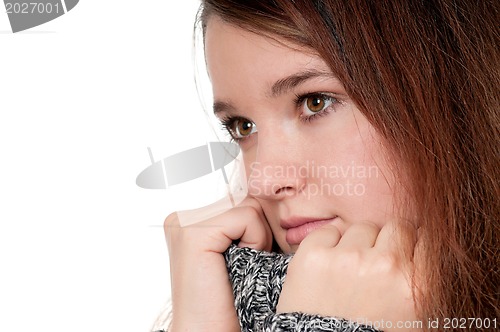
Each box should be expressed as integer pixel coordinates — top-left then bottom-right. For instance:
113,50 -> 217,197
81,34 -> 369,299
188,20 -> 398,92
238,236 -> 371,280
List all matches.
199,0 -> 499,330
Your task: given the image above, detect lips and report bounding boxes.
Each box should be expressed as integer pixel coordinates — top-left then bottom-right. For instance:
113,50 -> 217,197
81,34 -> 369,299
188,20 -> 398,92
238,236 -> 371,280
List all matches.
282,216 -> 339,245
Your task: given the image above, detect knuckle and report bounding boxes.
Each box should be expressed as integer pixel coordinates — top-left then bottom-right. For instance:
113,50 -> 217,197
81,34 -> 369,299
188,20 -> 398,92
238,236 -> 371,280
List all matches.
236,205 -> 261,221
377,252 -> 398,270
294,246 -> 331,270
236,196 -> 259,209
348,222 -> 379,234
164,212 -> 180,232
300,226 -> 341,247
336,249 -> 364,268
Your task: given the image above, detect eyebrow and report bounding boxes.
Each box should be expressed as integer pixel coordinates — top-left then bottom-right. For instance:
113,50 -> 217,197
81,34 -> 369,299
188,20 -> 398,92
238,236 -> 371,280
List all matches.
269,69 -> 334,98
213,100 -> 236,116
213,69 -> 334,115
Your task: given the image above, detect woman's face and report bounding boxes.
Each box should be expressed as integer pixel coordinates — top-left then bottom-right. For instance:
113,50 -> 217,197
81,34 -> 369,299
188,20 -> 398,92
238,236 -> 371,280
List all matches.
205,18 -> 397,254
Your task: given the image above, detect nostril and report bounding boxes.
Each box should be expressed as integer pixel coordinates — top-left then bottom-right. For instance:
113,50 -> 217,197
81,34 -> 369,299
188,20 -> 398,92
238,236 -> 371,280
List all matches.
248,162 -> 307,199
274,186 -> 294,195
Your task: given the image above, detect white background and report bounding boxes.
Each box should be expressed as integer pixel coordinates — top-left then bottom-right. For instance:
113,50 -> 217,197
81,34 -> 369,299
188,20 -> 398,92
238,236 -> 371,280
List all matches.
0,1 -> 228,331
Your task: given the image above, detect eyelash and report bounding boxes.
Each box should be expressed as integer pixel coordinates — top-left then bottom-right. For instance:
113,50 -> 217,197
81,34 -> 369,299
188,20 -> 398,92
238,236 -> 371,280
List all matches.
294,92 -> 339,123
219,115 -> 252,142
219,92 -> 339,142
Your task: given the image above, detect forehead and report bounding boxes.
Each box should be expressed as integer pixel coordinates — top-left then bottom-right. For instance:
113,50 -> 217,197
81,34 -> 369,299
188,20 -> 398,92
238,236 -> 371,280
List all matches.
204,17 -> 331,97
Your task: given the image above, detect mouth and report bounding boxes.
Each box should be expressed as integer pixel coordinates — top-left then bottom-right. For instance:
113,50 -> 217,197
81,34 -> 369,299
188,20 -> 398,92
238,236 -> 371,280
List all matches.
282,216 -> 339,246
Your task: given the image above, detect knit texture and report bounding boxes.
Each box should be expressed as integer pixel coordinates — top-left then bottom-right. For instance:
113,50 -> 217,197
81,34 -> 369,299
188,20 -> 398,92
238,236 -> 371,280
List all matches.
224,245 -> 382,332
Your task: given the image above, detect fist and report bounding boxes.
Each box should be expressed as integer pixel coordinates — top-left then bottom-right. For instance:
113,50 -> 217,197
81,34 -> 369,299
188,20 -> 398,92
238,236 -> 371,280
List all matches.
277,222 -> 419,331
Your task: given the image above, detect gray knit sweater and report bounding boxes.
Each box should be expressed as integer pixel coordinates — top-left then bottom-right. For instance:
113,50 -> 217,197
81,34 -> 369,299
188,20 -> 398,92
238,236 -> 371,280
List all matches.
155,245 -> 382,331
223,245 -> 382,332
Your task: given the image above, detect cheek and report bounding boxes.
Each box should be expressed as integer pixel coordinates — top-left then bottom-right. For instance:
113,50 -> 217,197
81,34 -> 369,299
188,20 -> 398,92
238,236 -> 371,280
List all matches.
354,126 -> 395,197
311,116 -> 381,185
258,201 -> 294,253
339,138 -> 396,226
341,113 -> 391,188
316,116 -> 396,225
240,143 -> 259,179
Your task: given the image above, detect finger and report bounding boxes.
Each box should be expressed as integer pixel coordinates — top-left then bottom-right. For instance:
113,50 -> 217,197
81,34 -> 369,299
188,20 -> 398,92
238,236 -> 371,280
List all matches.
235,195 -> 261,208
374,221 -> 399,253
163,212 -> 180,249
336,222 -> 380,249
175,195 -> 243,227
298,225 -> 342,250
234,206 -> 273,251
208,204 -> 272,252
235,196 -> 267,220
234,197 -> 272,250
165,196 -> 272,253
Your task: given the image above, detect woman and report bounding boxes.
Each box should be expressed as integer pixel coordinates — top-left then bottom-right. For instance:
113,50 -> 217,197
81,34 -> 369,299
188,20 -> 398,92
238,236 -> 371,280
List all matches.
159,1 -> 499,331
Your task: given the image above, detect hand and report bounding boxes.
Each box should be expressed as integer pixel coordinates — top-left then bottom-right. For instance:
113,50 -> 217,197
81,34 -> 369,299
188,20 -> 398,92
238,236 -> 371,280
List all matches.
276,222 -> 419,331
165,197 -> 273,332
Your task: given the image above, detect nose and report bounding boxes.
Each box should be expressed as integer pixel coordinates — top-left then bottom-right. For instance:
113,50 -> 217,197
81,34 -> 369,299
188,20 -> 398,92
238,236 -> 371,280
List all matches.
246,137 -> 307,200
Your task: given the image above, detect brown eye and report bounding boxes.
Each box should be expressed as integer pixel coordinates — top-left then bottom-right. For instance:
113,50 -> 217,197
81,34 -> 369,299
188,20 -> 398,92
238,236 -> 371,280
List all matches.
221,116 -> 257,141
300,94 -> 337,118
236,120 -> 255,137
306,96 -> 326,113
